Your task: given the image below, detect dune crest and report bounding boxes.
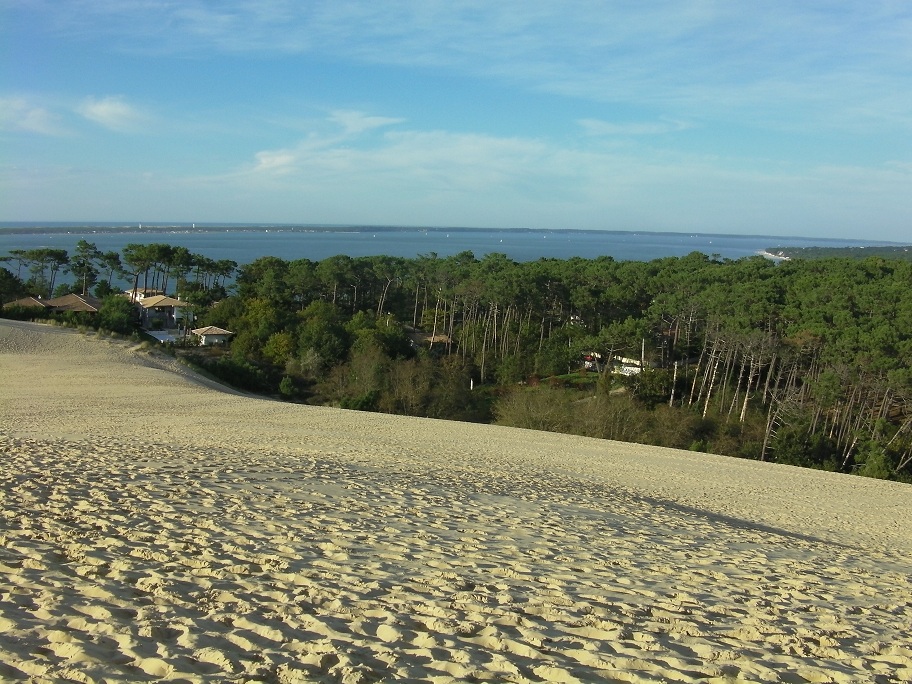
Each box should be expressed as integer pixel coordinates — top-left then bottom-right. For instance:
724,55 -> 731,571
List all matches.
2,320 -> 911,682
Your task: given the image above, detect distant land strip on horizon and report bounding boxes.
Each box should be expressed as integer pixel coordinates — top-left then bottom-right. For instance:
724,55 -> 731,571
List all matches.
772,245 -> 912,261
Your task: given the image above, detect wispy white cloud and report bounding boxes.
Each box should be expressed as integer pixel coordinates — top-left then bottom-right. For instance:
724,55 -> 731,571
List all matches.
253,149 -> 297,174
244,109 -> 406,172
77,95 -> 145,132
329,110 -> 405,136
245,114 -> 564,205
252,110 -> 406,175
0,96 -> 67,135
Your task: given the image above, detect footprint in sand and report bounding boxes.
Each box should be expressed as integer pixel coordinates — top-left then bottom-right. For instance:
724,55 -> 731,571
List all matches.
134,657 -> 173,677
374,623 -> 403,644
192,646 -> 238,674
45,641 -> 89,661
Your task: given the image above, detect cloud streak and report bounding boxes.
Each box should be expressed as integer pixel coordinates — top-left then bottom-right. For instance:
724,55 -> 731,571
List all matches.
329,110 -> 405,136
0,96 -> 67,136
77,96 -> 145,132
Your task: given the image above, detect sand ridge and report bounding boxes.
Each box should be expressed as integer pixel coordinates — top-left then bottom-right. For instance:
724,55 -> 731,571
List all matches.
2,320 -> 912,682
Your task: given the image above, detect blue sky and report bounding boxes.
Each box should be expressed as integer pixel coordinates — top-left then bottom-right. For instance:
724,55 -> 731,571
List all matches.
1,1 -> 910,240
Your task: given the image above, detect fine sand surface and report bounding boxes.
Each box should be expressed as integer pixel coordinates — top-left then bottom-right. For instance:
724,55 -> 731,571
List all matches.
1,320 -> 911,683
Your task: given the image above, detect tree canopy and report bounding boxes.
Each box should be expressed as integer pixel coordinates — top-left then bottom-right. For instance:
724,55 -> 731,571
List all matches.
3,241 -> 912,481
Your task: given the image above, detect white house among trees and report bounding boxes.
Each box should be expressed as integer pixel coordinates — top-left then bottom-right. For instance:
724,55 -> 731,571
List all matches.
191,326 -> 233,346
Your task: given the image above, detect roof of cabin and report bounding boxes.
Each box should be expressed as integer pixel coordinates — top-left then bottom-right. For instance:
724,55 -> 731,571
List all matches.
3,296 -> 51,309
139,295 -> 185,309
191,326 -> 233,336
43,293 -> 102,312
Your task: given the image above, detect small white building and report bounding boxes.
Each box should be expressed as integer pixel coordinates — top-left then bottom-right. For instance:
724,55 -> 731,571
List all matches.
191,326 -> 233,346
613,355 -> 645,376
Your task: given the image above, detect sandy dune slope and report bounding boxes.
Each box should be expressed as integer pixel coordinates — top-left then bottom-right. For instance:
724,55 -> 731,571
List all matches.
1,320 -> 911,683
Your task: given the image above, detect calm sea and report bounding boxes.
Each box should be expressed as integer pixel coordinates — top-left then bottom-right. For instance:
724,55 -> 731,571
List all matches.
0,223 -> 899,266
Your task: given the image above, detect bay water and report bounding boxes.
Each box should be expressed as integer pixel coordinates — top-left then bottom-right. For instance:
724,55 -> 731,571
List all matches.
0,224 -> 898,266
